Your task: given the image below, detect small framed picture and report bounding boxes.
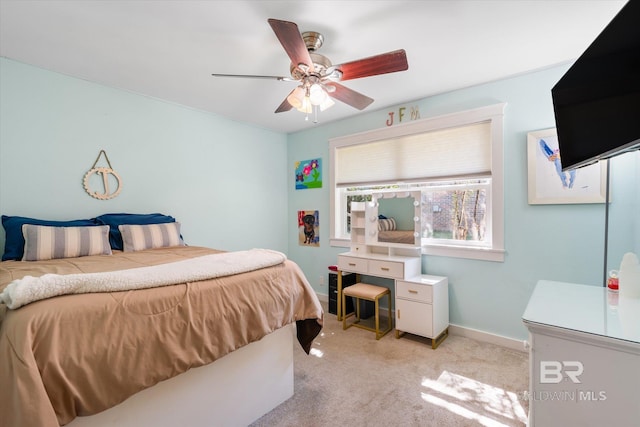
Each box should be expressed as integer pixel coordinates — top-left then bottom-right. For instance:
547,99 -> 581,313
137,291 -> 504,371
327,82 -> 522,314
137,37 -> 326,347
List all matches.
298,210 -> 319,246
295,158 -> 322,190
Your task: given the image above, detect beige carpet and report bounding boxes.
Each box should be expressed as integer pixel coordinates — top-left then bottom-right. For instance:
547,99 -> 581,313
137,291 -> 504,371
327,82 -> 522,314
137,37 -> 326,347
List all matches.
251,305 -> 529,427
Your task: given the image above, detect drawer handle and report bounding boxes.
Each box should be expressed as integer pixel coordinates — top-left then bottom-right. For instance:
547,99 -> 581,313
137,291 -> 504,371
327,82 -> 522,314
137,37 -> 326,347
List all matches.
380,267 -> 390,271
408,289 -> 418,294
397,309 -> 401,319
348,263 -> 356,267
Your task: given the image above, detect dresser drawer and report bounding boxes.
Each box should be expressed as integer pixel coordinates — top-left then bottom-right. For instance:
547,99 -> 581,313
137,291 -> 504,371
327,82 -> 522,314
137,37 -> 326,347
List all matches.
396,280 -> 433,303
368,259 -> 404,279
338,255 -> 368,274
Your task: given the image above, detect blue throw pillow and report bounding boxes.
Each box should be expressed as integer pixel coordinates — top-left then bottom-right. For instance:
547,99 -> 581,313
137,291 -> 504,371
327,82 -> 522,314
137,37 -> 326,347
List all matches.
95,213 -> 177,251
1,215 -> 97,261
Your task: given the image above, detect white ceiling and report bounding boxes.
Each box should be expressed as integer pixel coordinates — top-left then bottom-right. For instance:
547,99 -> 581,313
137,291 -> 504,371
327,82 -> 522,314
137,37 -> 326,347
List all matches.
0,0 -> 627,134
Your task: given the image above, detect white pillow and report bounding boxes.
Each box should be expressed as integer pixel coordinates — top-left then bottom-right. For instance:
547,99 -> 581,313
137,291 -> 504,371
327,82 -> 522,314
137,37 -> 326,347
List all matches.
119,222 -> 185,252
22,224 -> 112,261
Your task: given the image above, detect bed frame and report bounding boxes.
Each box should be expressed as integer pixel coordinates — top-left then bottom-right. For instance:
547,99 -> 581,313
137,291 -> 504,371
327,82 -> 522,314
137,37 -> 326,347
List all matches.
67,324 -> 294,427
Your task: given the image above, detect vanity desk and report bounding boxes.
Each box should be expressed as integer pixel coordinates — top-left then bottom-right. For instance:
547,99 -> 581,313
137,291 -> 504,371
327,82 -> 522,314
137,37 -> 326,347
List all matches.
336,196 -> 422,322
336,192 -> 449,347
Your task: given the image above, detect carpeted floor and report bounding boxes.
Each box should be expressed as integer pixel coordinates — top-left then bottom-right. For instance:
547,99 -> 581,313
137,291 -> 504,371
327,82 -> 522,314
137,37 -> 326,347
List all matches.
251,305 -> 529,427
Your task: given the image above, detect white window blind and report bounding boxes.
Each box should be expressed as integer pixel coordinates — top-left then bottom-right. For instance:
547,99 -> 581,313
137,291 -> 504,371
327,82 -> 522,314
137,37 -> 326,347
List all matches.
335,121 -> 491,186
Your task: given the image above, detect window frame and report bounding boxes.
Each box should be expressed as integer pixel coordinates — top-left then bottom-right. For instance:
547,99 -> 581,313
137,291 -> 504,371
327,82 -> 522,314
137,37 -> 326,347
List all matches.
329,103 -> 506,262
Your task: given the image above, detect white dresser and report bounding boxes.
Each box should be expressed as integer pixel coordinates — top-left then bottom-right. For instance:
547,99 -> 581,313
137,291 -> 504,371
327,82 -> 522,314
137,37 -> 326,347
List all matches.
395,275 -> 449,349
523,280 -> 640,427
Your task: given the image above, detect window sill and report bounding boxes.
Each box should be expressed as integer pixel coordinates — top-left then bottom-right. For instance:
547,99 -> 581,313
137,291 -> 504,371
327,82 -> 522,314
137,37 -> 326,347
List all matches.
423,244 -> 505,262
330,238 -> 351,248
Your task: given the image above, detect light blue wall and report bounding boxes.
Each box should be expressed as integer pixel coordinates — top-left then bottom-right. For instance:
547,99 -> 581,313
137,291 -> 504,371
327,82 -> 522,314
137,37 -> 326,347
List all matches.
287,64 -> 639,341
606,151 -> 640,272
1,58 -> 637,342
0,58 -> 289,253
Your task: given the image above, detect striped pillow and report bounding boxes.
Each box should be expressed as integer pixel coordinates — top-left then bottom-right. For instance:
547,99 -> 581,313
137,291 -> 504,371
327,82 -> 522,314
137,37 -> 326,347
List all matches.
378,218 -> 397,232
22,224 -> 112,261
119,222 -> 185,252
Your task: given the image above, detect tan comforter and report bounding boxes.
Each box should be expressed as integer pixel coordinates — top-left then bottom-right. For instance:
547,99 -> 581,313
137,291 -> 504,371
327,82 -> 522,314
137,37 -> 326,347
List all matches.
0,246 -> 323,427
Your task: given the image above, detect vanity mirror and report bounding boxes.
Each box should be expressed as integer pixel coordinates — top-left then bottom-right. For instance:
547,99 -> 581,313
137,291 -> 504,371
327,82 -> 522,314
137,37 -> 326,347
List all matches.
367,191 -> 421,248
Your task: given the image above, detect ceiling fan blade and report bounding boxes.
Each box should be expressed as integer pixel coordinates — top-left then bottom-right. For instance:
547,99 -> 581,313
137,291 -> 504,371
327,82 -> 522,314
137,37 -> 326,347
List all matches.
333,49 -> 408,81
325,82 -> 374,110
268,18 -> 315,74
275,90 -> 294,113
212,73 -> 294,81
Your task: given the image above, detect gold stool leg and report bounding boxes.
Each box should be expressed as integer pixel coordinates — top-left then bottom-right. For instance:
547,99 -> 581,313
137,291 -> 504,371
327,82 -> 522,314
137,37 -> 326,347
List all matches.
387,292 -> 392,333
337,271 -> 343,321
374,296 -> 380,339
342,290 -> 347,330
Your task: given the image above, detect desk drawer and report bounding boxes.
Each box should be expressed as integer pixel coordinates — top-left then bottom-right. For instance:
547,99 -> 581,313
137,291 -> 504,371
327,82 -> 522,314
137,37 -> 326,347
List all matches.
369,260 -> 404,279
338,256 -> 368,274
396,280 -> 433,303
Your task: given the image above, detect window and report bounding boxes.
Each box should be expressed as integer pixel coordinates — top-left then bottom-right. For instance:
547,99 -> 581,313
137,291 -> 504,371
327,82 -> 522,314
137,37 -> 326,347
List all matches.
329,104 -> 505,262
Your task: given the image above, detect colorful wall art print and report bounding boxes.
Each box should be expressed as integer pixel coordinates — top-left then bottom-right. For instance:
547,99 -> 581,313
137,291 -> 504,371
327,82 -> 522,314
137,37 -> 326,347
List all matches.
298,210 -> 319,246
295,158 -> 322,190
527,128 -> 607,204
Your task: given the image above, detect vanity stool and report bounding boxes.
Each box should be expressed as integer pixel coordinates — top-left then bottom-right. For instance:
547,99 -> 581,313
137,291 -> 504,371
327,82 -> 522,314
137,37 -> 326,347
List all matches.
342,283 -> 392,340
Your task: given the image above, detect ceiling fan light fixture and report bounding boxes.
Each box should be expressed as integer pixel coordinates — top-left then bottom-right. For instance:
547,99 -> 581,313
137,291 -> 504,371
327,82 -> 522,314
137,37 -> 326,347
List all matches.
309,83 -> 327,105
287,86 -> 306,109
296,96 -> 313,114
319,96 -> 335,112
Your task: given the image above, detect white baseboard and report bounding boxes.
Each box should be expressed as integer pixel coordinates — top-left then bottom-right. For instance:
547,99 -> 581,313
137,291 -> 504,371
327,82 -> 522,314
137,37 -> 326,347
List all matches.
317,292 -> 329,303
315,291 -> 526,353
448,324 -> 527,353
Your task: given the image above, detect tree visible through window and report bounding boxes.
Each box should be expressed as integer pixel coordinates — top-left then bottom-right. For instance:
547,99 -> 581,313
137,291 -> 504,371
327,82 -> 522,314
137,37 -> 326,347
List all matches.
421,185 -> 488,243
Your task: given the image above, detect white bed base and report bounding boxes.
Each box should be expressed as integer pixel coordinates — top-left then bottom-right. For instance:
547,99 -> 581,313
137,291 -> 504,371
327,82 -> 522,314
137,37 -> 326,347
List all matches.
67,324 -> 295,427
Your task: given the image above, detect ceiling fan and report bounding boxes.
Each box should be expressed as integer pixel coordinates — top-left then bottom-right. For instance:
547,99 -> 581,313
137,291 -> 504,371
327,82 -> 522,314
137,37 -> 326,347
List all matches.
212,19 -> 408,118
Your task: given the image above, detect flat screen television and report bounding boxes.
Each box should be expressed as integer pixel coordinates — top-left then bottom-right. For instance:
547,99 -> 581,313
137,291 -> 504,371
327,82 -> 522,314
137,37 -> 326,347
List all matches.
552,0 -> 640,171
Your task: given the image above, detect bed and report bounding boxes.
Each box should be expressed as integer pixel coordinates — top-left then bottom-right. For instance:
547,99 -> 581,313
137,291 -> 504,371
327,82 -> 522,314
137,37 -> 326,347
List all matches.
0,219 -> 323,427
